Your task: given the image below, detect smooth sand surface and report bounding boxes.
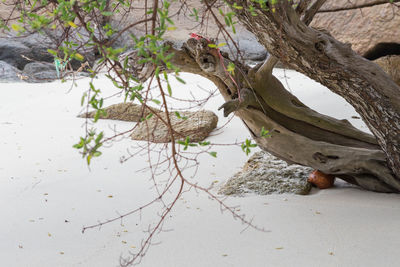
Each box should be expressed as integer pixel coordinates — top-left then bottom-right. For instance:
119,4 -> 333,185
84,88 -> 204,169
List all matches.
1,70 -> 399,267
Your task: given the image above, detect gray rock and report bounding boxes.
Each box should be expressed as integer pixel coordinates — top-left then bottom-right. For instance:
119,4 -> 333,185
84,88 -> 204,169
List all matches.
0,38 -> 53,70
131,110 -> 218,143
0,60 -> 24,82
0,33 -> 95,72
22,62 -> 58,82
219,151 -> 313,196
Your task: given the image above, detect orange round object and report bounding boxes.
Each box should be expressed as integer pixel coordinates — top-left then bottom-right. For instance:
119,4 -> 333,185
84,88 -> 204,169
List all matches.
307,170 -> 335,189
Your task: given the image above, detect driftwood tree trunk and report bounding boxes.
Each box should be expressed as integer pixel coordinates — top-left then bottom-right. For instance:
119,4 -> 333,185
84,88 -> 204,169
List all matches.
122,34 -> 400,193
121,1 -> 400,193
224,0 -> 400,180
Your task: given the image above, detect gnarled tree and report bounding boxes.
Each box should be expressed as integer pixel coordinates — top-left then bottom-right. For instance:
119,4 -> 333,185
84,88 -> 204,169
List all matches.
2,0 -> 399,192
118,0 -> 400,193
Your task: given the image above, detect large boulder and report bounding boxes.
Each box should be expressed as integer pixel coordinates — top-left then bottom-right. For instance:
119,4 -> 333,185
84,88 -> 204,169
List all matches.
311,0 -> 400,57
219,151 -> 313,196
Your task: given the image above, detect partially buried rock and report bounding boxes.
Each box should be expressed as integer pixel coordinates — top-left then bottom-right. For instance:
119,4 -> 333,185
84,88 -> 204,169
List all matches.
79,103 -> 218,143
131,110 -> 218,143
79,103 -> 154,122
219,151 -> 312,196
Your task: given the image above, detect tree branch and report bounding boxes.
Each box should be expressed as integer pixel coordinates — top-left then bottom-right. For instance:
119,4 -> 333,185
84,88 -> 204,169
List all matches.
302,0 -> 328,25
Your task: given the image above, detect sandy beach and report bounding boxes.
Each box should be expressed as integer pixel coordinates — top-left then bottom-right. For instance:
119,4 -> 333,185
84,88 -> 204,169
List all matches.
1,69 -> 399,267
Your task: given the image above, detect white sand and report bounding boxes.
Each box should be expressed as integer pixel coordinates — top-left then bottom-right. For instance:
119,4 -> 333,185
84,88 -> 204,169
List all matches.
1,70 -> 399,267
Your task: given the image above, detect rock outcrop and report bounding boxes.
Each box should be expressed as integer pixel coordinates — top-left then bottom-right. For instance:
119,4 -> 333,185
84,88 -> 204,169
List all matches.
374,55 -> 400,86
219,151 -> 313,196
312,0 -> 400,56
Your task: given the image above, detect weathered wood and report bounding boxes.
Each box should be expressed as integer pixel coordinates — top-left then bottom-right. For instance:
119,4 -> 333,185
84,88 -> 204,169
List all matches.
225,0 -> 400,181
121,36 -> 400,192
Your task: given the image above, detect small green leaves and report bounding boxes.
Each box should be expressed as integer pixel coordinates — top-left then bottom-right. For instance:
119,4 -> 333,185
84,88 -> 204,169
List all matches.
189,8 -> 199,21
177,137 -> 197,151
174,111 -> 188,120
241,139 -> 257,155
227,62 -> 235,75
199,141 -> 210,146
209,43 -> 227,49
47,49 -> 58,56
73,130 -> 104,165
11,24 -> 24,32
174,75 -> 186,84
101,11 -> 113,17
260,127 -> 271,137
209,151 -> 217,158
67,21 -> 77,28
152,99 -> 161,105
232,3 -> 243,10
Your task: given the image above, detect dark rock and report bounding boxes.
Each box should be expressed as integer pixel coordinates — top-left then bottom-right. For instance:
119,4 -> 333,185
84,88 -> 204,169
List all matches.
0,33 -> 95,71
0,60 -> 24,82
22,62 -> 58,82
219,151 -> 313,196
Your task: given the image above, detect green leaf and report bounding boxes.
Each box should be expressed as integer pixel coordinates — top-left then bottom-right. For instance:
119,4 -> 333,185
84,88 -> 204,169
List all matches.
11,24 -> 23,32
167,83 -> 172,96
199,141 -> 210,146
80,92 -> 87,106
87,154 -> 92,165
175,76 -> 186,84
209,151 -> 217,158
93,151 -> 102,157
101,11 -> 113,16
95,131 -> 104,143
47,49 -> 58,56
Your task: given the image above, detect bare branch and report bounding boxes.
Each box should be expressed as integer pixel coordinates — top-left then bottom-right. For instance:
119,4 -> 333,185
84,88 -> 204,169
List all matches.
303,0 -> 328,25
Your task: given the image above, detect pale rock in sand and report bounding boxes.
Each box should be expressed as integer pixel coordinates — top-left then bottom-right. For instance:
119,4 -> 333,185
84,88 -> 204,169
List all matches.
79,103 -> 153,122
79,103 -> 218,143
131,110 -> 218,143
219,151 -> 312,196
